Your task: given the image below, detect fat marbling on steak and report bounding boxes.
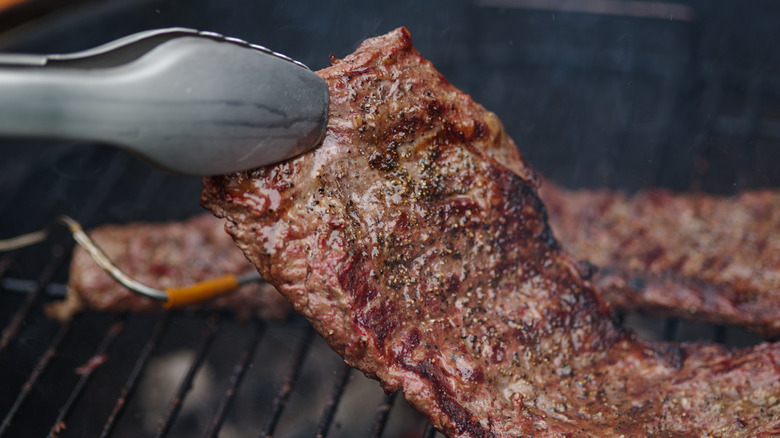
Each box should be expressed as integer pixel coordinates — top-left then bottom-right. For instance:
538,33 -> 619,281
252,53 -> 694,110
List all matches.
50,214 -> 290,322
202,28 -> 779,437
540,182 -> 780,338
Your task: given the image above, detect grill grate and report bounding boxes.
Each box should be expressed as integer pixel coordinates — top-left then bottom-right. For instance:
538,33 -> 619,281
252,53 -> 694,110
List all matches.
260,326 -> 314,438
314,363 -> 352,438
202,319 -> 263,438
0,322 -> 70,437
370,393 -> 398,438
100,314 -> 169,438
50,318 -> 126,437
155,315 -> 221,438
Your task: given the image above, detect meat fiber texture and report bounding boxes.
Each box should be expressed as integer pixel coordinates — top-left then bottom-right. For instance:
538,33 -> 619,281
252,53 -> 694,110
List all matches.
540,182 -> 780,338
202,28 -> 779,437
51,214 -> 290,322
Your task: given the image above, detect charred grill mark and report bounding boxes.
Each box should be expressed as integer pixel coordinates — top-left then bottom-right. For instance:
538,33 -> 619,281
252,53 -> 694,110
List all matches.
339,265 -> 399,345
412,358 -> 494,438
358,299 -> 398,344
397,328 -> 422,364
339,264 -> 378,309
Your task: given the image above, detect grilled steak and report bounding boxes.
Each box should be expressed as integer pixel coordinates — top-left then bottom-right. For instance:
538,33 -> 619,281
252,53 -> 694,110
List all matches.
48,214 -> 290,322
202,28 -> 780,437
540,182 -> 780,338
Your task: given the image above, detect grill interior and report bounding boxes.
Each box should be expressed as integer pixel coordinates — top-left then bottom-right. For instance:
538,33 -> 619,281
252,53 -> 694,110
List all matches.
0,1 -> 777,437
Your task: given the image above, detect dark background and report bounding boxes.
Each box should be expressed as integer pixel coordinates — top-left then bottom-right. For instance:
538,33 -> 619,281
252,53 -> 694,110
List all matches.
2,0 -> 779,200
0,1 -> 778,437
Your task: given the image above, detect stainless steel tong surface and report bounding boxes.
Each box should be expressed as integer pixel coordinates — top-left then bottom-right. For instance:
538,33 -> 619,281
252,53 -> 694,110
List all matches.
0,28 -> 329,175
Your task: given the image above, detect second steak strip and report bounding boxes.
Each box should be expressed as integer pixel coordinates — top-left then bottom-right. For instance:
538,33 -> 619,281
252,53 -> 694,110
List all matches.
540,182 -> 780,338
203,28 -> 779,437
50,214 -> 290,322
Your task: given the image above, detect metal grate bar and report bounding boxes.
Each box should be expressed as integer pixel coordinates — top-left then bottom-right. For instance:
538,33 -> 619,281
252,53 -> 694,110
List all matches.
73,154 -> 129,222
1,152 -> 128,357
0,152 -> 39,211
709,72 -> 765,188
422,422 -> 438,438
99,314 -> 170,438
0,147 -> 88,228
0,321 -> 72,437
0,254 -> 13,277
126,172 -> 166,218
47,318 -> 127,438
739,72 -> 764,188
155,315 -> 221,438
662,317 -> 679,342
691,68 -> 723,166
203,319 -> 265,438
0,254 -> 64,355
314,363 -> 352,438
259,326 -> 314,438
369,392 -> 397,438
713,324 -> 727,345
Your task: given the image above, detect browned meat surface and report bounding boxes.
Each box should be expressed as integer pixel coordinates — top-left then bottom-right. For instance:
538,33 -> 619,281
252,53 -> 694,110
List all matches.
540,182 -> 780,338
202,28 -> 780,437
47,214 -> 290,322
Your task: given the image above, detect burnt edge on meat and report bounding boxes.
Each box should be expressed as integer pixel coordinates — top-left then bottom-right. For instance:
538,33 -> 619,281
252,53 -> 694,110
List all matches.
202,28 -> 779,437
540,182 -> 780,338
49,214 -> 290,322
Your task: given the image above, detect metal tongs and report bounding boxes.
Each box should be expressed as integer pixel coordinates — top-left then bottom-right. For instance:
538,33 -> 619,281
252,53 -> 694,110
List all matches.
0,28 -> 329,175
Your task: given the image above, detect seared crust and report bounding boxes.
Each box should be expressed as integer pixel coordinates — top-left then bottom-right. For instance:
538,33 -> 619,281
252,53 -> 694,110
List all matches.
202,28 -> 779,437
52,214 -> 290,321
540,182 -> 780,338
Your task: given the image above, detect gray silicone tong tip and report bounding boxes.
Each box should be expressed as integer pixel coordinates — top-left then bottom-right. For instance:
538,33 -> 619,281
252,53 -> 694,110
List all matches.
0,28 -> 329,176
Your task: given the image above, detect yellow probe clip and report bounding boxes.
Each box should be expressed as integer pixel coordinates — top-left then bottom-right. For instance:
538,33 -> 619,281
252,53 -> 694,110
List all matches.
163,274 -> 240,308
